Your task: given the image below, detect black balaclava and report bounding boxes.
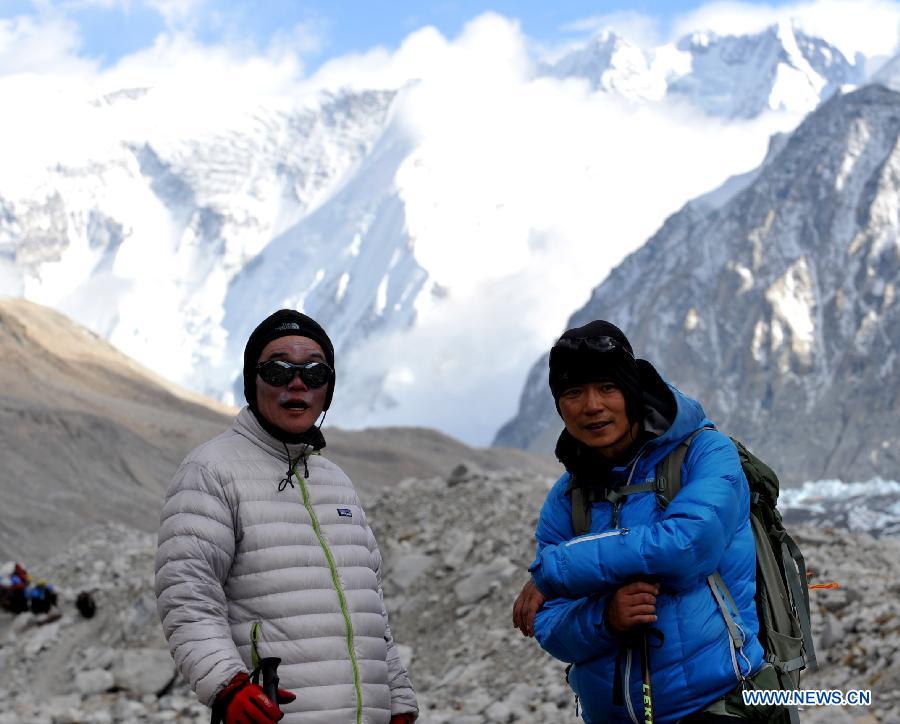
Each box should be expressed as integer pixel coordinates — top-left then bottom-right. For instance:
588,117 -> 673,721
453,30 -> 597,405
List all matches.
243,309 -> 335,447
548,319 -> 644,423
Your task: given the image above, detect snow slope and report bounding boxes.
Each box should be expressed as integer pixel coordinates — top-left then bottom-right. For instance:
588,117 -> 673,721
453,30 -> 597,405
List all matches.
541,21 -> 864,118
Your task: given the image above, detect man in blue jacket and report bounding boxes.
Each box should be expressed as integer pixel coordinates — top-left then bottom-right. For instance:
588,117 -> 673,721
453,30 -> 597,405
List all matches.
512,321 -> 779,723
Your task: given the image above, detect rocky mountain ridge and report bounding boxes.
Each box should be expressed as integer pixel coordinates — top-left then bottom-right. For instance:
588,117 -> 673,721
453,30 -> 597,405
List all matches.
496,84 -> 900,486
0,299 -> 558,562
540,21 -> 865,118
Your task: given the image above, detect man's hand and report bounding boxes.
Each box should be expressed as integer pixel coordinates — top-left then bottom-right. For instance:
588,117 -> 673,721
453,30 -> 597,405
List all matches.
512,578 -> 547,637
606,581 -> 659,634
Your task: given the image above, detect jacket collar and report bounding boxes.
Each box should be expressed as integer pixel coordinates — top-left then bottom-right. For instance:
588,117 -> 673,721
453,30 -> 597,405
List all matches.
233,406 -> 325,462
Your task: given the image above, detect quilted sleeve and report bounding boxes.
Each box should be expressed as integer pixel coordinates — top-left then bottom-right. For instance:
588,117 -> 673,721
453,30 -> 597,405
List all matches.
154,460 -> 245,706
368,527 -> 419,718
531,474 -> 620,663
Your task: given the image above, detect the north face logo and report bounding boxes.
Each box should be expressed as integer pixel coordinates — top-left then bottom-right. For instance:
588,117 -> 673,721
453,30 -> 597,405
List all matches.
337,508 -> 352,518
275,322 -> 301,332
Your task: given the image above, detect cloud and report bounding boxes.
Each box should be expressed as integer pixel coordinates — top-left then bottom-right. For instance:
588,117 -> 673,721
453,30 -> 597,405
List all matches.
0,12 -> 95,76
302,13 -> 530,94
315,13 -> 802,443
672,0 -> 900,59
42,0 -> 209,28
269,18 -> 328,58
0,5 -> 319,197
97,31 -> 306,96
560,10 -> 664,48
142,0 -> 208,28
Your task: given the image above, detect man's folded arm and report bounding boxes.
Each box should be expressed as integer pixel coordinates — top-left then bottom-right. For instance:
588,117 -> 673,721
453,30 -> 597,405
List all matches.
533,595 -> 619,664
530,433 -> 743,599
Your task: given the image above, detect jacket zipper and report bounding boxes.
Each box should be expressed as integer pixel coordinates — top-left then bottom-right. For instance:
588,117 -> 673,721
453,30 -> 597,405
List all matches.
564,528 -> 629,547
612,499 -> 623,528
293,466 -> 363,724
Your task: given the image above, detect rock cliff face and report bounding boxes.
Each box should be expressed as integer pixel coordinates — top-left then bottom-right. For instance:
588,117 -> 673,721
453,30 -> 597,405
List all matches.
496,84 -> 900,486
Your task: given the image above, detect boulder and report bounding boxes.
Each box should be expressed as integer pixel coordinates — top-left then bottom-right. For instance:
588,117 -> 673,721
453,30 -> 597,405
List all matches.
114,648 -> 176,696
74,669 -> 113,695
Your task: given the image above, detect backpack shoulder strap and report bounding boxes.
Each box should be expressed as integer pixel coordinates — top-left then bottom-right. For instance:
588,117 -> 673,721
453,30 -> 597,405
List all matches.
569,471 -> 659,536
656,426 -> 713,508
569,483 -> 590,538
569,425 -> 714,534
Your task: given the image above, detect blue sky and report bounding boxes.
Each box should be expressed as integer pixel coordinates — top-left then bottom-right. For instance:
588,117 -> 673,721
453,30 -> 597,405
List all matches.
2,0 -> 800,71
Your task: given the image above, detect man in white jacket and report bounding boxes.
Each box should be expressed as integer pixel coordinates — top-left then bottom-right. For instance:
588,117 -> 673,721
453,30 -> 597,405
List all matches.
155,309 -> 418,724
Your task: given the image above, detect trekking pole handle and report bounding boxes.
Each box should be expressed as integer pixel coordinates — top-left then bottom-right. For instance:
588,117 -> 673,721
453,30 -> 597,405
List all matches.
259,657 -> 282,709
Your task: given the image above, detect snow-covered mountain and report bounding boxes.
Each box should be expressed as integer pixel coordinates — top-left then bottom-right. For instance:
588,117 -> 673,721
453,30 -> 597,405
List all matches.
496,84 -> 900,486
0,87 -> 427,404
0,20 -> 883,439
541,21 -> 865,118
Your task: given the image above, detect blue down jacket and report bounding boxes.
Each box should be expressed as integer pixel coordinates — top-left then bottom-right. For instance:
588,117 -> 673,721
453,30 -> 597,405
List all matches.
529,381 -> 764,724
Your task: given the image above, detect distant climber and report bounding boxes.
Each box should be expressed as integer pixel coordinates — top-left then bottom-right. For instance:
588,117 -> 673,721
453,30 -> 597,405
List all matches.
1,564 -> 61,621
0,562 -> 31,614
27,579 -> 58,615
155,310 -> 417,724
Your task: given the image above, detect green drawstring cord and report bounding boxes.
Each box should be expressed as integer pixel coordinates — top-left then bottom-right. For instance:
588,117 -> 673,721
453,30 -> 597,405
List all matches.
250,622 -> 261,671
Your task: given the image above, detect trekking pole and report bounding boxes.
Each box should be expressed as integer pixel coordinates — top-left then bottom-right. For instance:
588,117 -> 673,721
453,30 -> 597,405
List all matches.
209,658 -> 283,724
640,629 -> 655,724
259,657 -> 282,711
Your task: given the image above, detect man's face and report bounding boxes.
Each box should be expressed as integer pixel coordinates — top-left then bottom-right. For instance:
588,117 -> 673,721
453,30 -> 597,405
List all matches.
558,380 -> 635,459
256,335 -> 329,435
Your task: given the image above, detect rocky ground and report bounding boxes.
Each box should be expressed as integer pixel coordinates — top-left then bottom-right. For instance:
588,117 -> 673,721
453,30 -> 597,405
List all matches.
371,465 -> 899,724
0,465 -> 897,723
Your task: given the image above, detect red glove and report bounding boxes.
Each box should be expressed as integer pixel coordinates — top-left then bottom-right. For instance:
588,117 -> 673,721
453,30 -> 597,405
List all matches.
390,715 -> 416,724
216,672 -> 296,724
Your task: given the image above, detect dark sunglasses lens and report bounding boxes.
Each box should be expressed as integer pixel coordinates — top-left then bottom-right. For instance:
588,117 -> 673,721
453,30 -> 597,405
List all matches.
300,364 -> 331,389
258,361 -> 332,388
258,362 -> 292,386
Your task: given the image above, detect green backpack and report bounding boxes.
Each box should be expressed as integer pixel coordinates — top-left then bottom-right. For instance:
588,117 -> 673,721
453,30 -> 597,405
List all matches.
569,429 -> 816,723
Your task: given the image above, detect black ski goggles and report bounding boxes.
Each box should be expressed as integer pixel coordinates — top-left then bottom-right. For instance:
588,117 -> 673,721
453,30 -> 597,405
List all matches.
551,335 -> 634,359
255,359 -> 333,388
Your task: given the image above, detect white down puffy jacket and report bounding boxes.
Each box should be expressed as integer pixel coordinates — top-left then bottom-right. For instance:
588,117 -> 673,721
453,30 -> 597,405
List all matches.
155,407 -> 417,723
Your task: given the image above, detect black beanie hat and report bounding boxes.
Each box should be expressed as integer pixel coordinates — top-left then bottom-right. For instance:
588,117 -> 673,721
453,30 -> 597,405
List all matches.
243,309 -> 336,414
548,320 -> 644,423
